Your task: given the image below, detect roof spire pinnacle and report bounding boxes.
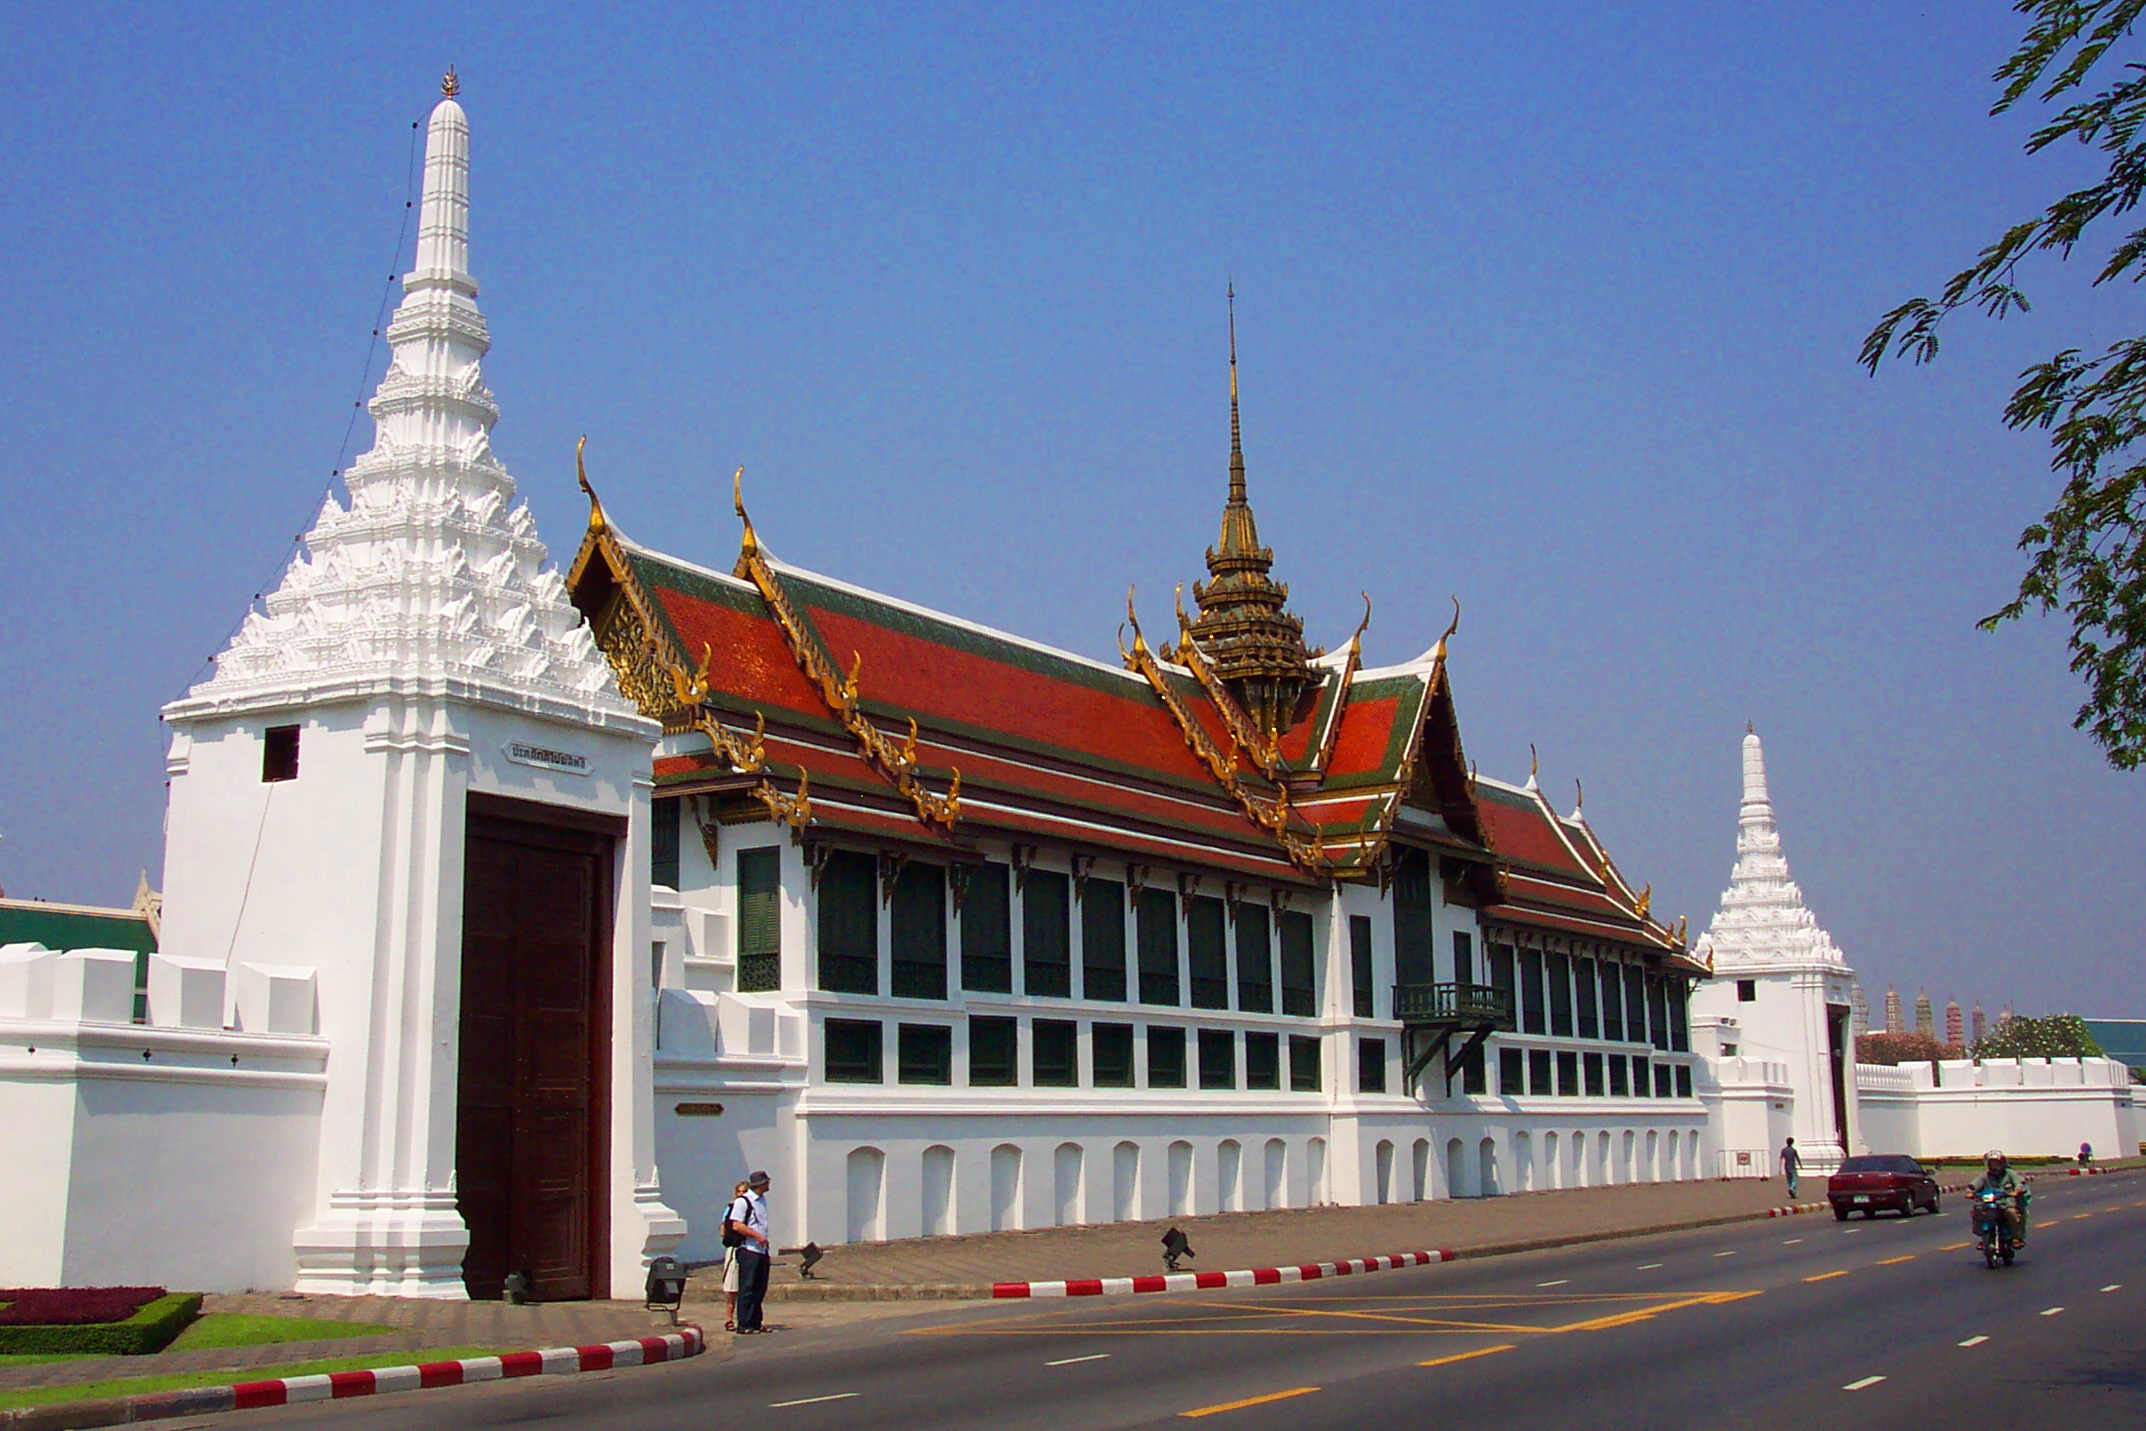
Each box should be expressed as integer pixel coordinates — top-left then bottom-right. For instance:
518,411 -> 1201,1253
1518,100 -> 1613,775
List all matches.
441,65 -> 460,98
1228,281 -> 1245,502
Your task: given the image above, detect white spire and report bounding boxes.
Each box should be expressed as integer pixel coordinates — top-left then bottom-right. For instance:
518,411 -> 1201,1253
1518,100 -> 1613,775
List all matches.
1693,726 -> 1849,972
170,81 -> 631,727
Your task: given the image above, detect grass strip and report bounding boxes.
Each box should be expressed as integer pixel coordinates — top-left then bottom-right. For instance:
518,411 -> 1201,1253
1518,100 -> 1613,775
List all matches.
167,1313 -> 395,1351
0,1347 -> 508,1411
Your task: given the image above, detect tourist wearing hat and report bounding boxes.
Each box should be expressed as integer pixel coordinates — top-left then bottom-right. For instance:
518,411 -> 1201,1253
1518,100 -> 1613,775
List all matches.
726,1170 -> 774,1333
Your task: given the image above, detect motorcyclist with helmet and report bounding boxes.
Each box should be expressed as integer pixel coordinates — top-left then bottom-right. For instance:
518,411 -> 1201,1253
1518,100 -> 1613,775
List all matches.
1970,1148 -> 2030,1249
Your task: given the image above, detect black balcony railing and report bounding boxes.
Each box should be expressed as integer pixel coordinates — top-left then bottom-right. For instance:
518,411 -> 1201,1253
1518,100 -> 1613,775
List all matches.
1393,981 -> 1511,1028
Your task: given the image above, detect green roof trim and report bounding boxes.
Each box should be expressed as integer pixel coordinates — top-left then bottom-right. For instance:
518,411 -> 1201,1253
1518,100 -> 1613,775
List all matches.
0,905 -> 157,954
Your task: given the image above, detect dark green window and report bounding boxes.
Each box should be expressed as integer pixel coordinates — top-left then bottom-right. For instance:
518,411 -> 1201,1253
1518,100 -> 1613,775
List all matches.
1081,878 -> 1127,1002
1452,929 -> 1474,984
1668,981 -> 1690,1053
960,862 -> 1012,993
1583,1051 -> 1605,1096
1549,953 -> 1574,1037
1654,1063 -> 1674,1098
1631,1056 -> 1652,1096
1599,962 -> 1625,1042
1460,1040 -> 1486,1095
891,863 -> 947,1000
1528,1048 -> 1553,1096
1137,887 -> 1180,1006
1520,949 -> 1547,1035
1607,1054 -> 1629,1096
1675,1064 -> 1693,1098
1392,847 -> 1435,986
737,846 -> 782,992
1499,1046 -> 1525,1095
1557,1049 -> 1579,1096
651,798 -> 680,888
1023,869 -> 1072,998
1197,1028 -> 1236,1089
1648,975 -> 1671,1051
1033,1018 -> 1078,1087
1624,966 -> 1647,1044
970,1016 -> 1018,1087
1278,911 -> 1316,1017
898,1023 -> 952,1085
1576,956 -> 1600,1039
825,1018 -> 883,1083
1188,896 -> 1229,1009
1093,1022 -> 1135,1087
1490,945 -> 1518,1031
1357,1036 -> 1387,1093
1348,915 -> 1374,1018
1289,1034 -> 1321,1092
817,850 -> 877,994
1147,1026 -> 1186,1088
1245,1031 -> 1280,1090
1237,905 -> 1274,1014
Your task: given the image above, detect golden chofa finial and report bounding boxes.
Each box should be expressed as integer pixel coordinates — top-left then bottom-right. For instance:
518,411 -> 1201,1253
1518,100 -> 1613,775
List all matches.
442,66 -> 460,99
575,435 -> 606,532
733,465 -> 759,560
1346,592 -> 1372,660
1429,595 -> 1461,662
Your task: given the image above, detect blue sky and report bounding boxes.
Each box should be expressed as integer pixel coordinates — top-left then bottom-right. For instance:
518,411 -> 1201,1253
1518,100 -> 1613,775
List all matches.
1,2 -> 2138,1016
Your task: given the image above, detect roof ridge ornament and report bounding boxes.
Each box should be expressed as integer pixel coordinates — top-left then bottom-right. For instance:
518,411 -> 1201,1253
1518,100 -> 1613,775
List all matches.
1430,596 -> 1461,663
442,65 -> 460,99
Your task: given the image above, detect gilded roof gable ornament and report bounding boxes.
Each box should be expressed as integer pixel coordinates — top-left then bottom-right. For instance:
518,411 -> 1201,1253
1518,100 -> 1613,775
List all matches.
1430,596 -> 1461,663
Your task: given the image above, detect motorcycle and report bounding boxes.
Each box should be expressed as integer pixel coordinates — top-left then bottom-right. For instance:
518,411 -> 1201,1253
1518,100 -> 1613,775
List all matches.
1971,1187 -> 2020,1268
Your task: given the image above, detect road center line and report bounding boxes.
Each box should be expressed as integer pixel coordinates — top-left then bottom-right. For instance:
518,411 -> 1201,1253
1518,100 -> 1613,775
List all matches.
1180,1387 -> 1321,1418
1419,1345 -> 1518,1369
1805,1271 -> 1847,1282
1536,1280 -> 1569,1287
771,1393 -> 860,1408
1047,1353 -> 1112,1366
1958,1336 -> 1988,1347
1878,1256 -> 1915,1266
1844,1376 -> 1886,1392
2101,1284 -> 2122,1293
1636,1262 -> 1663,1270
1713,1251 -> 1737,1258
1940,1241 -> 1971,1251
2040,1307 -> 2065,1317
1781,1238 -> 1803,1246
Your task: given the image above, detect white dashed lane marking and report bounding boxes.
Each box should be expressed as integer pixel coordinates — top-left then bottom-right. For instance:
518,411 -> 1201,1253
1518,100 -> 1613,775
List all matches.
1047,1354 -> 1111,1367
1536,1280 -> 1569,1288
1844,1376 -> 1886,1392
1959,1336 -> 1989,1347
2040,1307 -> 2065,1317
2101,1284 -> 2122,1293
1637,1263 -> 1663,1270
1713,1251 -> 1737,1258
1781,1238 -> 1803,1245
772,1394 -> 861,1408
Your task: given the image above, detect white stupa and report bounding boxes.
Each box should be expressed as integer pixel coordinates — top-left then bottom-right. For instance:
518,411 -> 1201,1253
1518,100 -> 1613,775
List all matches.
1694,727 -> 1848,971
1690,726 -> 1860,1168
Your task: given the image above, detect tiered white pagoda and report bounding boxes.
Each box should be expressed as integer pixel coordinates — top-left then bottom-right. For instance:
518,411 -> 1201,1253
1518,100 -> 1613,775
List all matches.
1690,727 -> 1859,1170
157,74 -> 677,1297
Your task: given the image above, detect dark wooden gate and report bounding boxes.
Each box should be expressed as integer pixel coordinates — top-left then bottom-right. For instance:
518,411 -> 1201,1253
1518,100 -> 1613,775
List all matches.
457,795 -> 616,1301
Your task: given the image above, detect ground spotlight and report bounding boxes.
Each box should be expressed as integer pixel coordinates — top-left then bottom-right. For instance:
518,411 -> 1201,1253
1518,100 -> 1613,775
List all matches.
1161,1227 -> 1195,1272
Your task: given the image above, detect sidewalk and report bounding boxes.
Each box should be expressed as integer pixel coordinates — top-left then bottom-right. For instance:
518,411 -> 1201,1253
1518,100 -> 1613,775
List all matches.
0,1294 -> 678,1395
690,1157 -> 2145,1301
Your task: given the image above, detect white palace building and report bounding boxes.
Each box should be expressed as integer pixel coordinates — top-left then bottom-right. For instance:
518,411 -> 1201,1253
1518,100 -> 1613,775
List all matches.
2,83 -> 2135,1299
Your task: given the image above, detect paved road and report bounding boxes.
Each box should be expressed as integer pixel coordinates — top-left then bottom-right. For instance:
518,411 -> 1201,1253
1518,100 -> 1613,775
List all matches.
165,1170 -> 2145,1431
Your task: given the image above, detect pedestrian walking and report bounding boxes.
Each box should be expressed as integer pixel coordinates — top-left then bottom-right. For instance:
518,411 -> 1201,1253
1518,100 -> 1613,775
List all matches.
1779,1137 -> 1801,1201
727,1169 -> 774,1334
720,1179 -> 748,1331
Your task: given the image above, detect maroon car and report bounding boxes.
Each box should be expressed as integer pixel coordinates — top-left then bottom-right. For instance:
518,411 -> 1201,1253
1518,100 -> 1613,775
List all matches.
1829,1154 -> 1941,1219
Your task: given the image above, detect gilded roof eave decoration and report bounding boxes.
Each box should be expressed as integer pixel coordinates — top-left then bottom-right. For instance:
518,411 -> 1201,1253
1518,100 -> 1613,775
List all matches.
1121,588 -> 1327,872
566,440 -> 806,828
731,469 -> 962,832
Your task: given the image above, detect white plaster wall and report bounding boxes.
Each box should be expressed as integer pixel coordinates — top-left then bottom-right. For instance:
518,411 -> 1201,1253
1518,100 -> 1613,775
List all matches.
1854,1058 -> 2137,1160
1690,964 -> 1855,1164
0,1075 -> 78,1285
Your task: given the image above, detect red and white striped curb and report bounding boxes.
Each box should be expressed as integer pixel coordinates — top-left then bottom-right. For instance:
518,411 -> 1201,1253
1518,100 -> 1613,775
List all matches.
1764,1201 -> 1827,1218
992,1250 -> 1453,1299
10,1329 -> 705,1427
2066,1166 -> 2109,1176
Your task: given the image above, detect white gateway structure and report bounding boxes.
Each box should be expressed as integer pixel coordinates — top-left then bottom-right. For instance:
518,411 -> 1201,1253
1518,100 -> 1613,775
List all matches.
1689,728 -> 1857,1172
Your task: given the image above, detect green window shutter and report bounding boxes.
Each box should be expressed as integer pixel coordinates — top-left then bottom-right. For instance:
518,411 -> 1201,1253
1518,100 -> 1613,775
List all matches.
969,1016 -> 1018,1086
1391,847 -> 1435,987
1278,911 -> 1316,1017
891,864 -> 947,1000
651,798 -> 681,889
1245,1031 -> 1280,1090
825,1018 -> 883,1082
1357,1036 -> 1386,1094
898,1023 -> 953,1085
1238,906 -> 1274,1014
736,846 -> 783,991
1136,888 -> 1179,1006
1092,1023 -> 1135,1087
1197,1028 -> 1236,1089
1188,896 -> 1228,1010
960,862 -> 1012,993
1033,1019 -> 1079,1086
1081,879 -> 1127,1001
1146,1026 -> 1186,1087
1023,869 -> 1072,998
1289,1034 -> 1321,1092
817,850 -> 878,994
1348,915 -> 1373,1018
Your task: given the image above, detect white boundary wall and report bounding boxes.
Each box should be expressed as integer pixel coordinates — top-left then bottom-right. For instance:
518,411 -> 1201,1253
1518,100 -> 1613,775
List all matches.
1855,1057 -> 2144,1160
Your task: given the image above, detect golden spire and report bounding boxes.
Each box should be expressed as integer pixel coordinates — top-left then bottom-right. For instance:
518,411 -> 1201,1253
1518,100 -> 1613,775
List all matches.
1228,281 -> 1244,503
442,65 -> 460,99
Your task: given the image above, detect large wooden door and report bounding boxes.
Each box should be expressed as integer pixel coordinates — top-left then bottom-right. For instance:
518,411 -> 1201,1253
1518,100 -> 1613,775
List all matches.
457,799 -> 614,1301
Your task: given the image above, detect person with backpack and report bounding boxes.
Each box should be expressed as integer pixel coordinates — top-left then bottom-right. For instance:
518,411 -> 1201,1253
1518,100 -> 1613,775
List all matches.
726,1170 -> 774,1334
718,1179 -> 749,1330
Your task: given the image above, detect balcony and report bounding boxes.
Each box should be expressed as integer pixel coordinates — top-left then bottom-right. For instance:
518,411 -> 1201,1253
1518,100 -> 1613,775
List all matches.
1394,982 -> 1511,1027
